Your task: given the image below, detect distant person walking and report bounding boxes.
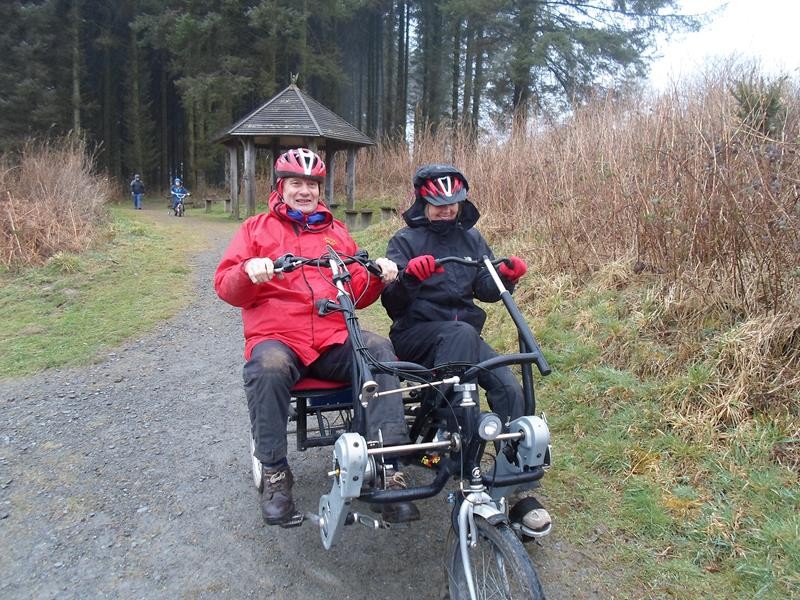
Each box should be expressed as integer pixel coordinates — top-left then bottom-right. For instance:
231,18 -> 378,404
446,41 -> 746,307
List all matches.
130,174 -> 145,210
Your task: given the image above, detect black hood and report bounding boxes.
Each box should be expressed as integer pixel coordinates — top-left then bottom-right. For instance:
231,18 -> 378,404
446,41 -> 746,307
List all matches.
401,195 -> 480,230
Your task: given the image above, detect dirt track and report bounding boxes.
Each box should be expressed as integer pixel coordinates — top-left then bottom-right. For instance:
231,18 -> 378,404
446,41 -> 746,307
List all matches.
0,211 -> 611,599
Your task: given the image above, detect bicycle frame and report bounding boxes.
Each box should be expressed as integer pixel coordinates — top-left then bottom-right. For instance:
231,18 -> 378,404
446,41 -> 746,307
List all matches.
272,247 -> 552,598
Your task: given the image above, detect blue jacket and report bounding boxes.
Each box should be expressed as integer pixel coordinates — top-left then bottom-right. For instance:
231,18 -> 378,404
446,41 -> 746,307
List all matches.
171,185 -> 189,206
171,185 -> 188,198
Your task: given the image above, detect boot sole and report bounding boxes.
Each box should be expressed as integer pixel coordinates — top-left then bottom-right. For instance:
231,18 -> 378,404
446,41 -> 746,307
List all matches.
262,505 -> 297,526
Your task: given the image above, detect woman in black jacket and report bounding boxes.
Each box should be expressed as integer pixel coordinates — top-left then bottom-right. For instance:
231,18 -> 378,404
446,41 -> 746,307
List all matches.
381,163 -> 551,533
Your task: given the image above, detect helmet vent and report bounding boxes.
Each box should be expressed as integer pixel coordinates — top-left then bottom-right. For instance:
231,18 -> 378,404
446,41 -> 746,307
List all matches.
295,148 -> 319,176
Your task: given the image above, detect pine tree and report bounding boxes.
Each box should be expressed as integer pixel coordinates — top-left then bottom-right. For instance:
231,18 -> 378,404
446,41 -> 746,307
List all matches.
123,2 -> 158,184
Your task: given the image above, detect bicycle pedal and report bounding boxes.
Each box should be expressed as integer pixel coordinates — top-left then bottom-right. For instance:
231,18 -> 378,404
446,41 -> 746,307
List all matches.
346,512 -> 384,530
278,511 -> 305,528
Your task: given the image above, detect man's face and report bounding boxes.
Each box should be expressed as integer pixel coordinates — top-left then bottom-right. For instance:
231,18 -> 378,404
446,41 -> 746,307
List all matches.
282,177 -> 320,214
425,201 -> 460,221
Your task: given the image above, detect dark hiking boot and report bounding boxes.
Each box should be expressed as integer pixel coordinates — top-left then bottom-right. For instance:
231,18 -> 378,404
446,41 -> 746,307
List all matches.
260,464 -> 295,525
373,469 -> 420,524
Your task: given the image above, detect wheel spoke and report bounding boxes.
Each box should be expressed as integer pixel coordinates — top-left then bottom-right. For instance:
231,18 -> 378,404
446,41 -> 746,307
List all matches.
449,518 -> 543,600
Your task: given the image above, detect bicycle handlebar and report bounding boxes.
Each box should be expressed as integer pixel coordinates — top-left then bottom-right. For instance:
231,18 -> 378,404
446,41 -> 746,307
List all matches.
412,255 -> 551,377
433,256 -> 511,269
273,250 -> 381,276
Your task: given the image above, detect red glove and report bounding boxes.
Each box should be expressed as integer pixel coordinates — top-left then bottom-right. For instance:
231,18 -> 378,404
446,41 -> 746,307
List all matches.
405,255 -> 444,281
498,256 -> 527,283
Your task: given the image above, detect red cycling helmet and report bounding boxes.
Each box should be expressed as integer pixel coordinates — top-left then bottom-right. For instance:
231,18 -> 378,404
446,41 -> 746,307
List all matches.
274,148 -> 326,182
413,164 -> 469,205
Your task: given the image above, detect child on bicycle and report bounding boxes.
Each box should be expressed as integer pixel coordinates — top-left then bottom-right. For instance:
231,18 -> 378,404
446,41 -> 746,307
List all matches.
381,163 -> 552,533
214,148 -> 419,526
170,178 -> 189,214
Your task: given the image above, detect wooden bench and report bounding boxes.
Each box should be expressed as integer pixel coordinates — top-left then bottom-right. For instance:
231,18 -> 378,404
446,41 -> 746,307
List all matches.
203,196 -> 229,212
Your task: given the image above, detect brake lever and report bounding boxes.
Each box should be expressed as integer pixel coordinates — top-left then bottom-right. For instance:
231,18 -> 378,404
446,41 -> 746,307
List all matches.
273,253 -> 296,272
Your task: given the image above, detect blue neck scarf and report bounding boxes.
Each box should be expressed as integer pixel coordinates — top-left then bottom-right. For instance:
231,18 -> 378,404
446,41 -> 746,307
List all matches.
287,208 -> 326,224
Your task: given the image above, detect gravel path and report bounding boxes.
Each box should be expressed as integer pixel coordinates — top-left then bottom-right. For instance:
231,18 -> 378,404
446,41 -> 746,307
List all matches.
1,215 -> 609,600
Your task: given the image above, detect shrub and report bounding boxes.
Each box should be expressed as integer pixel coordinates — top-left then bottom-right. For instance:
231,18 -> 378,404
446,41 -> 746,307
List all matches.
0,135 -> 112,269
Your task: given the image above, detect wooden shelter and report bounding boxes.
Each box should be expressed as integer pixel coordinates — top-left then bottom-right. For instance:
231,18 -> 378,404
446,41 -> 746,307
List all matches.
215,84 -> 375,219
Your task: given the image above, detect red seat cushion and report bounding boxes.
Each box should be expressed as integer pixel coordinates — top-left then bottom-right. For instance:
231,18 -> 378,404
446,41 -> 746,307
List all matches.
291,377 -> 349,393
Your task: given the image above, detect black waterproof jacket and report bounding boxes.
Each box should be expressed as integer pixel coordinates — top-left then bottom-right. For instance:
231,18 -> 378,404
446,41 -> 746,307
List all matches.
381,195 -> 516,337
130,178 -> 145,194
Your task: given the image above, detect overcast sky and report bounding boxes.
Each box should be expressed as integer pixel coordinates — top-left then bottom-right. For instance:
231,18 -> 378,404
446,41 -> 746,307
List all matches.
647,0 -> 800,89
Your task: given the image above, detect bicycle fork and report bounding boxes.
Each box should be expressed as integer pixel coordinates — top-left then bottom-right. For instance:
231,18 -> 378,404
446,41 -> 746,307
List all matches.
456,475 -> 507,600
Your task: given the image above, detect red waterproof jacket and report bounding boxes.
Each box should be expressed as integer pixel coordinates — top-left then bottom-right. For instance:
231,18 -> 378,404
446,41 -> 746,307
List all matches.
214,192 -> 383,364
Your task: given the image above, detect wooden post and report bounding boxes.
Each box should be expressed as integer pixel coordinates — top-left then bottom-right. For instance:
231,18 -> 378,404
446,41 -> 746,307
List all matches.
271,142 -> 280,189
228,144 -> 239,219
243,138 -> 256,217
344,210 -> 359,230
325,149 -> 335,207
345,148 -> 356,210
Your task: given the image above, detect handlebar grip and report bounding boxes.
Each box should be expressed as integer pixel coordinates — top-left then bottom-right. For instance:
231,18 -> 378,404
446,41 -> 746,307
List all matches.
433,256 -> 509,268
365,261 -> 383,277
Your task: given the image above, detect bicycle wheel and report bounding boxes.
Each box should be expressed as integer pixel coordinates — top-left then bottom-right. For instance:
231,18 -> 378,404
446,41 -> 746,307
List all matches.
446,516 -> 544,600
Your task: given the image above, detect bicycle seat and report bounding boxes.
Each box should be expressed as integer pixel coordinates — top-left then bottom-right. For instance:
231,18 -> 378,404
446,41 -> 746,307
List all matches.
291,377 -> 349,394
291,378 -> 352,451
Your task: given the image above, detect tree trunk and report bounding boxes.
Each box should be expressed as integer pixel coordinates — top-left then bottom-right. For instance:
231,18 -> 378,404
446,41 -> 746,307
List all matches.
451,17 -> 461,123
383,3 -> 395,136
100,32 -> 113,174
129,24 -> 143,174
462,23 -> 474,128
187,100 -> 196,188
510,3 -> 534,133
419,1 -> 445,130
376,9 -> 384,138
366,10 -> 379,136
70,0 -> 82,133
396,0 -> 409,140
471,28 -> 484,134
160,64 -> 168,191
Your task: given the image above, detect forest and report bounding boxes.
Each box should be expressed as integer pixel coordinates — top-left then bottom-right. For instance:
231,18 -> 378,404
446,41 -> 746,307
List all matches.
1,0 -> 697,190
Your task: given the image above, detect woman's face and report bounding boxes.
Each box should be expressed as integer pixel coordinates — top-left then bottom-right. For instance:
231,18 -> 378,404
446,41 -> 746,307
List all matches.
425,202 -> 460,221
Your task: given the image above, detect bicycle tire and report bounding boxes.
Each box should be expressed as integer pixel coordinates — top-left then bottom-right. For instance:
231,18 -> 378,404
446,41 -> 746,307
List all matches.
446,516 -> 544,600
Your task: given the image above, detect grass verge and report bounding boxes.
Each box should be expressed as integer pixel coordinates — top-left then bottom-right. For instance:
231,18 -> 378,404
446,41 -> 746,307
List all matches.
0,206 -> 208,378
485,271 -> 799,600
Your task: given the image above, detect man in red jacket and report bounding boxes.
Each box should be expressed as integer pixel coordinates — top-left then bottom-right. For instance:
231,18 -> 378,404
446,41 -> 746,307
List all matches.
215,148 -> 419,526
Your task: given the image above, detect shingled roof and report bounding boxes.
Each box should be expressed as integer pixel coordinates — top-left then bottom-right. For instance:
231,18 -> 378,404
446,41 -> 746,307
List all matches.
215,84 -> 374,146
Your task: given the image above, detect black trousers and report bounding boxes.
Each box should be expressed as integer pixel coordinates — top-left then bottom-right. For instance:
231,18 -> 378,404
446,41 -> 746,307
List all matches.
391,321 -> 524,424
244,332 -> 409,464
